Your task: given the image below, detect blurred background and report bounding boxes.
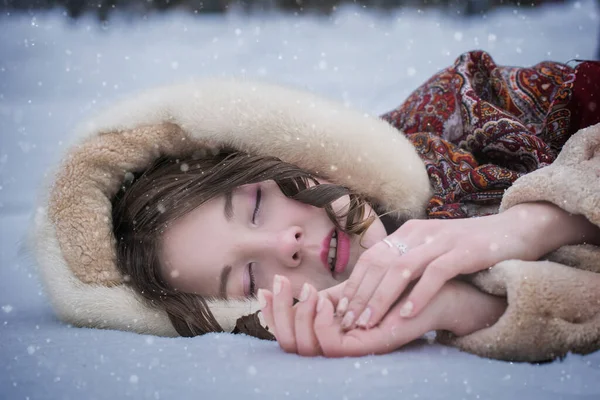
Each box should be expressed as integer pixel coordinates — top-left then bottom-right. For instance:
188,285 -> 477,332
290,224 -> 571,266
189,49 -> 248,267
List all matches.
0,0 -> 598,212
2,1 -> 587,21
0,0 -> 597,198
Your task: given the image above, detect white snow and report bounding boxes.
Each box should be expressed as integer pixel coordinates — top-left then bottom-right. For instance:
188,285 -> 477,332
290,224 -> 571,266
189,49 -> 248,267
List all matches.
1,1 -> 599,399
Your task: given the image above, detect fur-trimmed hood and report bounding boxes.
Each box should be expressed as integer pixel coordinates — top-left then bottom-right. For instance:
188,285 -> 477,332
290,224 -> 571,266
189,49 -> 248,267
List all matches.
30,79 -> 431,336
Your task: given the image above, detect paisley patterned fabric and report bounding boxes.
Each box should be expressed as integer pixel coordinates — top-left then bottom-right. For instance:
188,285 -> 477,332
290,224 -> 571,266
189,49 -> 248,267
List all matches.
380,51 -> 599,219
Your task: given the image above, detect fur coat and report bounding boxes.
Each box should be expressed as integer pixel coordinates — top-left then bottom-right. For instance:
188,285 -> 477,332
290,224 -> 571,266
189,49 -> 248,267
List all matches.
30,79 -> 600,362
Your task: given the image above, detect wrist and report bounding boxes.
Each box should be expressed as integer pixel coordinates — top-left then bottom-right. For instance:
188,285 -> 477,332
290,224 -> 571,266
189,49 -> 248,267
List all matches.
432,281 -> 464,332
437,281 -> 507,336
505,202 -> 600,256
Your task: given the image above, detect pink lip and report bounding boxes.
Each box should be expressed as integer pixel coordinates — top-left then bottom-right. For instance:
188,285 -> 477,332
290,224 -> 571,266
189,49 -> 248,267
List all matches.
320,228 -> 335,273
334,230 -> 350,275
320,228 -> 350,276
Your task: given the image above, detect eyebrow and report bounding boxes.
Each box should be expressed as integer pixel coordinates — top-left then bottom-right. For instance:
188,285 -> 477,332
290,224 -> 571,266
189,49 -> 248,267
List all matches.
218,191 -> 236,299
219,265 -> 232,299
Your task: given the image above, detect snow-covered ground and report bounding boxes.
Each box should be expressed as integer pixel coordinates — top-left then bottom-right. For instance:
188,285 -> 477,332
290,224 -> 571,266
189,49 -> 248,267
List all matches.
1,1 -> 599,399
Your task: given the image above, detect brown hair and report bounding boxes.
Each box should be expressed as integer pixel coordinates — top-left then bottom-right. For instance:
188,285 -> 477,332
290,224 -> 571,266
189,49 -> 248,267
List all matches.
111,150 -> 375,337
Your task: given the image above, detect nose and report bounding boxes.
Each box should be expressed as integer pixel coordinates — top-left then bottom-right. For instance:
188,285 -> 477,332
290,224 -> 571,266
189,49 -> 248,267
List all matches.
270,226 -> 304,268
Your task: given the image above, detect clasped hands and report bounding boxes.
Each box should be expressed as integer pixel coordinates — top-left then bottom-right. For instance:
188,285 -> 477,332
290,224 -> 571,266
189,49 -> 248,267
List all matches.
258,203 -> 570,357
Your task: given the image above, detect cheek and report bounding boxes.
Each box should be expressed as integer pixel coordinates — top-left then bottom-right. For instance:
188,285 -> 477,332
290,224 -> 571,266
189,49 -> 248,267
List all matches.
363,219 -> 387,247
343,219 -> 387,277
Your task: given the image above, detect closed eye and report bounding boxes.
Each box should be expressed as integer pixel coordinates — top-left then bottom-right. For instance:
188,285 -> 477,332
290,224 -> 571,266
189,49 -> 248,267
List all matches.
248,262 -> 256,297
252,187 -> 262,224
243,262 -> 257,297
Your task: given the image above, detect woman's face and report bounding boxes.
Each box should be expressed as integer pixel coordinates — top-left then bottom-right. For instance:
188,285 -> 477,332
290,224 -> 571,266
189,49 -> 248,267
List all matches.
159,180 -> 387,299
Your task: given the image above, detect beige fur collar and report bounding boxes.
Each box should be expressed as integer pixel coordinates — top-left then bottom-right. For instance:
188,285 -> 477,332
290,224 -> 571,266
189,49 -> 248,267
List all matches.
32,79 -> 431,334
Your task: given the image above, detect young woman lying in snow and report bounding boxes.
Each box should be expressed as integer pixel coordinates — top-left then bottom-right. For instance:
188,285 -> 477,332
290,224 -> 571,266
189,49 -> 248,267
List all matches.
32,51 -> 600,362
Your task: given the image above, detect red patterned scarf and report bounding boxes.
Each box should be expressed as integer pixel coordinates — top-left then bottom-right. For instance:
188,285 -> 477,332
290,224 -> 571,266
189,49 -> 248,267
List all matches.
381,51 -> 600,219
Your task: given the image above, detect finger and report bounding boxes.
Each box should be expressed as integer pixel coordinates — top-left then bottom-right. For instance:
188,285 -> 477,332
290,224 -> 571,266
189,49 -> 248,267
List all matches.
293,283 -> 322,356
399,251 -> 460,318
313,294 -> 360,357
258,289 -> 275,335
356,241 -> 442,328
314,295 -> 391,357
334,247 -> 373,315
271,275 -> 297,353
318,281 -> 345,305
339,241 -> 397,329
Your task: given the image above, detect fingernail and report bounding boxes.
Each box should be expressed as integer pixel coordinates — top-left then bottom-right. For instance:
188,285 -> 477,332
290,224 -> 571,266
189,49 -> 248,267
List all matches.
316,294 -> 325,312
341,311 -> 355,329
400,301 -> 413,317
356,307 -> 371,328
299,283 -> 310,302
257,289 -> 266,309
273,275 -> 282,295
336,297 -> 348,316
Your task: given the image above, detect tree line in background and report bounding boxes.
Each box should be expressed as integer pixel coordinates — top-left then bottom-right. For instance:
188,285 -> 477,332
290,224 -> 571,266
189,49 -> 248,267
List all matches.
2,0 -> 569,20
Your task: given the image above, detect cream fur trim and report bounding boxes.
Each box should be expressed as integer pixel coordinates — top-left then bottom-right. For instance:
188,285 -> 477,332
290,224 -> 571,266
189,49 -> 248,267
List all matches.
80,79 -> 431,219
31,205 -> 260,333
439,123 -> 600,361
31,206 -> 178,336
33,79 -> 431,336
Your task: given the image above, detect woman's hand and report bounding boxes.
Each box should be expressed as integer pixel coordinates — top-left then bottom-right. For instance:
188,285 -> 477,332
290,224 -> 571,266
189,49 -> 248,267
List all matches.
257,275 -> 326,356
258,274 -> 457,357
335,201 -> 592,331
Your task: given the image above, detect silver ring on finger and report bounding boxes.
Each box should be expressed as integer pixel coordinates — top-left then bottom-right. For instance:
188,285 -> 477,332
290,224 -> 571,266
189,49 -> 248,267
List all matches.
382,238 -> 408,256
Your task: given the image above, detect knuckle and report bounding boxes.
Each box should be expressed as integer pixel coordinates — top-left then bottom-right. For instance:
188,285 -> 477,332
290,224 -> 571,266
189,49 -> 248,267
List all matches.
427,260 -> 446,275
297,344 -> 319,357
279,340 -> 297,354
294,307 -> 312,325
360,247 -> 380,262
369,291 -> 389,311
425,262 -> 452,283
349,294 -> 369,310
295,344 -> 308,356
320,345 -> 342,358
372,259 -> 389,273
313,319 -> 325,332
392,259 -> 410,272
342,279 -> 360,295
361,253 -> 388,273
401,219 -> 419,230
313,317 -> 327,332
440,230 -> 457,244
401,218 -> 431,234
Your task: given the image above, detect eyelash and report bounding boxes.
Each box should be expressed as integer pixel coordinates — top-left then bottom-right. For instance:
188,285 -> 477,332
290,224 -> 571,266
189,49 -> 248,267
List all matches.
248,262 -> 256,297
252,186 -> 262,224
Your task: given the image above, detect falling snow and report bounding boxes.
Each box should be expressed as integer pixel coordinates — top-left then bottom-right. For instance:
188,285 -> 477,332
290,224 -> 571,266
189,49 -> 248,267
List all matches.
1,1 -> 599,399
